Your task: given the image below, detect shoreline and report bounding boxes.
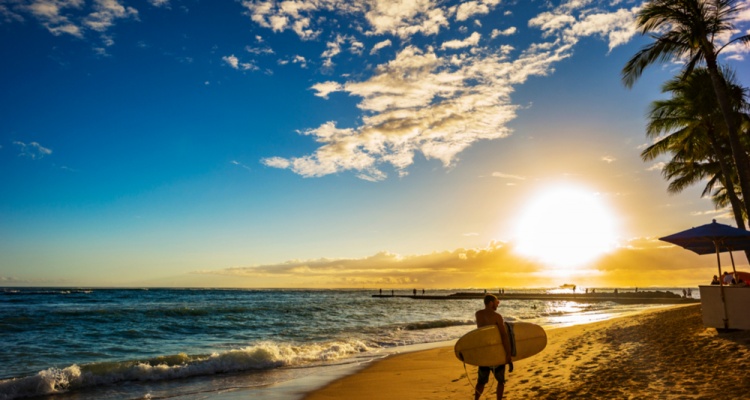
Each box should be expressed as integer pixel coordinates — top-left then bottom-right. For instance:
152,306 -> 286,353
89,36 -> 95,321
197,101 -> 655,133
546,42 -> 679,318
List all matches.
297,304 -> 750,399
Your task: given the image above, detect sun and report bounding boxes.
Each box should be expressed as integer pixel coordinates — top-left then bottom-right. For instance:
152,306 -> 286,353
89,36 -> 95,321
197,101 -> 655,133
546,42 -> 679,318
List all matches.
513,185 -> 619,269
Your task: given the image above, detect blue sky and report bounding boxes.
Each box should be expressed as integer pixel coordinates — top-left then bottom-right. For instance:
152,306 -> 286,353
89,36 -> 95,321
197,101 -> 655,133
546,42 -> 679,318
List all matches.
2,0 -> 750,288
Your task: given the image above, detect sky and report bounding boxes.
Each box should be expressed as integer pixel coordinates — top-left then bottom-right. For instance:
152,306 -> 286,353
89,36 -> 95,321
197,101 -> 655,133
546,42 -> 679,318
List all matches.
1,0 -> 750,289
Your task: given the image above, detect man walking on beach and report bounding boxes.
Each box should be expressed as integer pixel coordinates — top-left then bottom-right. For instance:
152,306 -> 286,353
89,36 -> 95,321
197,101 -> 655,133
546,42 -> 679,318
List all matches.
474,294 -> 512,400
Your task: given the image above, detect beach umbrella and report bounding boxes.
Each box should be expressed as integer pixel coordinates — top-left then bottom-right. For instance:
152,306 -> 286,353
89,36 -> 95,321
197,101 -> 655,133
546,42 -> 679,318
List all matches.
659,219 -> 750,255
659,219 -> 750,280
659,219 -> 750,329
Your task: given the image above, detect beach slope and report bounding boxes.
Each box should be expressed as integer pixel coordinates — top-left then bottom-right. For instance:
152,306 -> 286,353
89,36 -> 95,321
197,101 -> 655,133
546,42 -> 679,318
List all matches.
304,305 -> 750,399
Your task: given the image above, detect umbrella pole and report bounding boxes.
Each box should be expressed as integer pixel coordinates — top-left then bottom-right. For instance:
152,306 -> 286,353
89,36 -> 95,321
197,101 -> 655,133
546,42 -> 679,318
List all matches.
716,243 -> 723,287
729,249 -> 738,278
716,242 -> 729,329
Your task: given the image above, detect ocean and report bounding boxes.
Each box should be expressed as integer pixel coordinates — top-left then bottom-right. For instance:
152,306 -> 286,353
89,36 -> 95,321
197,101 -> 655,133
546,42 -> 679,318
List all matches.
0,287 -> 695,400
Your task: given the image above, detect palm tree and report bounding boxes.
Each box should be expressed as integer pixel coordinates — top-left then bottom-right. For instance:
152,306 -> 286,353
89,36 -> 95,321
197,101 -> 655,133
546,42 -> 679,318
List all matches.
623,0 -> 750,223
642,68 -> 748,226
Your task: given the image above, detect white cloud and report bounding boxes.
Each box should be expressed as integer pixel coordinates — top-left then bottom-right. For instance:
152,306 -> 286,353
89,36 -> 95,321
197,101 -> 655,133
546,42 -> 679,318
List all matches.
491,26 -> 517,38
528,3 -> 639,51
293,55 -> 307,68
14,141 -> 52,160
23,0 -> 86,37
242,0 -> 331,39
567,8 -> 638,51
148,0 -> 170,7
261,156 -> 291,169
364,0 -> 448,38
84,0 -> 138,32
223,54 -> 240,68
321,34 -> 365,67
257,1 -> 678,181
222,54 -> 257,71
455,1 -> 490,22
370,39 -> 392,55
441,31 -> 481,49
265,44 -> 545,179
243,0 -> 452,39
349,38 -> 364,55
245,45 -> 274,55
601,156 -> 616,163
311,81 -> 343,98
529,12 -> 576,34
321,34 -> 345,68
647,162 -> 666,172
5,0 -> 139,40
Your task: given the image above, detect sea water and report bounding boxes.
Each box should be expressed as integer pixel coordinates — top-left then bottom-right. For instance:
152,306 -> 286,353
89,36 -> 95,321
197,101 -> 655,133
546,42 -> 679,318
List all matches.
0,287 -> 695,400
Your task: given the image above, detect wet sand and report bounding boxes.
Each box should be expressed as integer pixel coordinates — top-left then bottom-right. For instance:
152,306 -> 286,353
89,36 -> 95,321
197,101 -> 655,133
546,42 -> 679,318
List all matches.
303,305 -> 750,399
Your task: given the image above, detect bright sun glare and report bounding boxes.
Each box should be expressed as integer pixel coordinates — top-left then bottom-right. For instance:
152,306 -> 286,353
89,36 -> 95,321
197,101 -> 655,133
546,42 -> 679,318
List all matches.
514,185 -> 618,270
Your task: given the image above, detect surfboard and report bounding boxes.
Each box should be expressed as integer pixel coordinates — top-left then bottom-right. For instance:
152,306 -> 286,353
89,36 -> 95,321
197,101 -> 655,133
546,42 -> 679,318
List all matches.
454,322 -> 547,366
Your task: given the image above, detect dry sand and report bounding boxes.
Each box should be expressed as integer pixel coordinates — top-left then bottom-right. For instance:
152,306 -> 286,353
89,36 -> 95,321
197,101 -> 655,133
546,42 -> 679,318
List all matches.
304,305 -> 750,399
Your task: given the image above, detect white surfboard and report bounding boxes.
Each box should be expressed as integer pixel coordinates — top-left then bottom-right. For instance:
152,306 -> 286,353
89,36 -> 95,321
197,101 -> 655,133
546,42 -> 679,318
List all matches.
454,322 -> 547,366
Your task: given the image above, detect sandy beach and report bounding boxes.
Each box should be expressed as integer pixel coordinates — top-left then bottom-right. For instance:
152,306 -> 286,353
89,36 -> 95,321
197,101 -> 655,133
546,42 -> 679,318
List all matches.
303,305 -> 750,399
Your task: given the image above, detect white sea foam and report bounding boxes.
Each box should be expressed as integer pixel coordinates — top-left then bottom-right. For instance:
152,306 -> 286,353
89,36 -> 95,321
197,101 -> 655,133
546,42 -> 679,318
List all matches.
0,339 -> 373,400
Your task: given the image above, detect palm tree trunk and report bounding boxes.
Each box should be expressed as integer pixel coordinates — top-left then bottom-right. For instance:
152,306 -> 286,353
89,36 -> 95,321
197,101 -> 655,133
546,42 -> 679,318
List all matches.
704,54 -> 750,231
706,132 -> 746,229
707,136 -> 750,263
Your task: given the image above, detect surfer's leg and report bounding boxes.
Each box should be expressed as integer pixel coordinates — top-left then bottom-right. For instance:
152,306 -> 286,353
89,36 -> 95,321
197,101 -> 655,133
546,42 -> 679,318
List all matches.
475,367 -> 490,399
492,365 -> 506,399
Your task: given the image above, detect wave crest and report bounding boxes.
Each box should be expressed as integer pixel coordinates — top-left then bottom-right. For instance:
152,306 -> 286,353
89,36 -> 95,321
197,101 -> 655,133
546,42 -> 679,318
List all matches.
0,339 -> 373,400
402,319 -> 474,330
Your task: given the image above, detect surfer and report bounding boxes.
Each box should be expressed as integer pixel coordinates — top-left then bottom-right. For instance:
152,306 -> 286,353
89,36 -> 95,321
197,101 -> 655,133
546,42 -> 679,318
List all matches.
474,294 -> 513,400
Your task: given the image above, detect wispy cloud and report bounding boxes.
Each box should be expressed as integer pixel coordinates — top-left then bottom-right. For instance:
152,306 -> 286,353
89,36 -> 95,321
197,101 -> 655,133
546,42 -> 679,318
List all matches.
245,45 -> 274,55
320,34 -> 363,68
689,208 -> 732,218
222,54 -> 258,71
231,160 -> 252,171
259,1 -> 649,180
148,0 -> 170,7
528,2 -> 639,52
14,141 -> 52,160
83,0 -> 138,33
5,0 -> 139,41
647,162 -> 666,172
265,43 -> 525,180
491,172 -> 525,180
601,156 -> 616,163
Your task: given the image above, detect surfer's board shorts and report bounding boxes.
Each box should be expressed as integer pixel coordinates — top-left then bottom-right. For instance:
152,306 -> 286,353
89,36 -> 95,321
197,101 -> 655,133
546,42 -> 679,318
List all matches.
477,365 -> 506,384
